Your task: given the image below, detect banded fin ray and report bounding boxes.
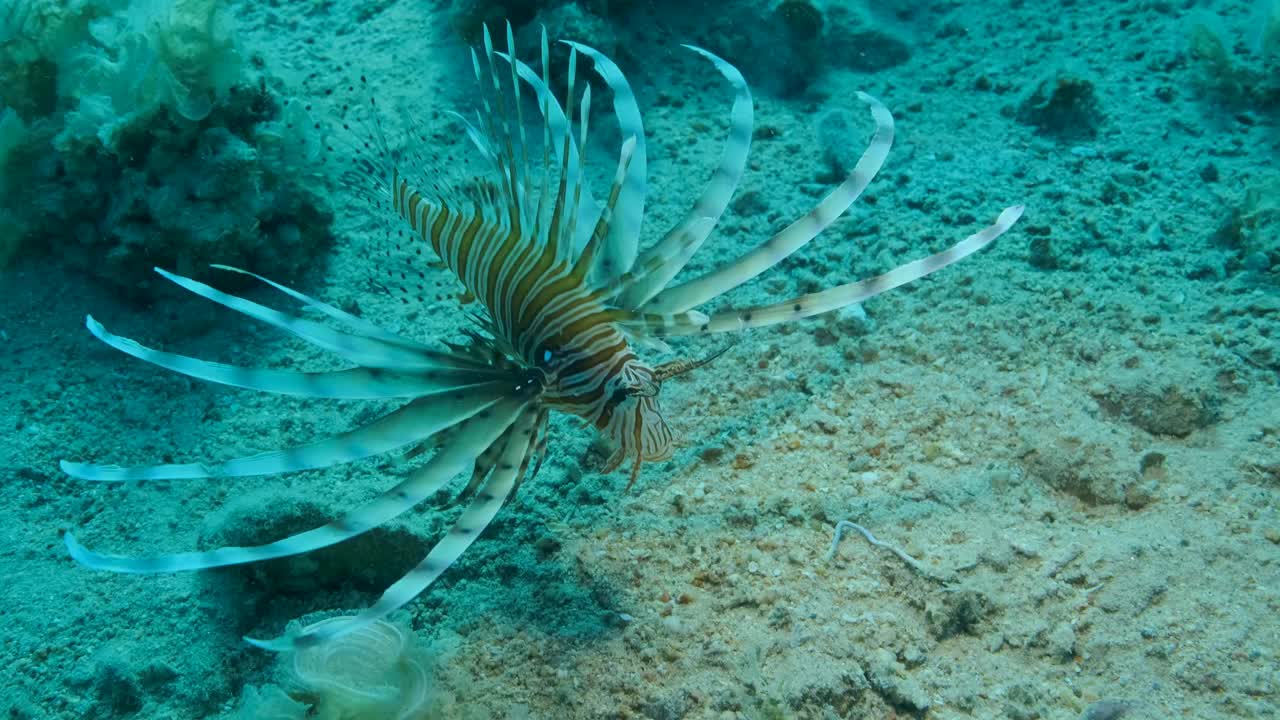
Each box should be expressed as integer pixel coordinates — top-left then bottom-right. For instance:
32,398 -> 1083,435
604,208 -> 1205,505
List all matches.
64,395 -> 531,574
627,205 -> 1025,336
616,44 -> 753,309
246,402 -> 541,652
83,315 -> 506,399
207,265 -> 435,351
60,381 -> 514,481
563,40 -> 647,286
156,268 -> 470,371
492,38 -> 602,252
641,92 -> 894,315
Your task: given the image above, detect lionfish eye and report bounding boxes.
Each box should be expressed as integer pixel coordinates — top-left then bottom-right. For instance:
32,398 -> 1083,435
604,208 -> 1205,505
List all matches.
609,386 -> 630,405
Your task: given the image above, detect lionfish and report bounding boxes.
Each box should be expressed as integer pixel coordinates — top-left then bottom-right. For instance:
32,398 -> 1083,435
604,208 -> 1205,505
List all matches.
59,25 -> 1023,651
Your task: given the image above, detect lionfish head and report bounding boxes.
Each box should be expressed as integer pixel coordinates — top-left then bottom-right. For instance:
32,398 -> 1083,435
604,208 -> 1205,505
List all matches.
598,360 -> 674,489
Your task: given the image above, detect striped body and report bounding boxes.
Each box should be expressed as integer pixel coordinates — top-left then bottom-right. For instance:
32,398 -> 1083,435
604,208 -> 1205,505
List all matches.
57,22 -> 1022,653
391,170 -> 673,468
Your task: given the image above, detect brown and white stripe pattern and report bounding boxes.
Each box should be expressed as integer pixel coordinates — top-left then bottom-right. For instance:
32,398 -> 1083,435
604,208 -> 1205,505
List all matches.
58,22 -> 1022,652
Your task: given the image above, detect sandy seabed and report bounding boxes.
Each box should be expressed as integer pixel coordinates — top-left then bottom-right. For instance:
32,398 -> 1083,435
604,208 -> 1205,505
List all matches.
2,1 -> 1277,718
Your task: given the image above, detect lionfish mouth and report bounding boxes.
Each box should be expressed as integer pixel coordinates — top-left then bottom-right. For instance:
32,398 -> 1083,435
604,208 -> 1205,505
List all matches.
55,21 -> 1023,652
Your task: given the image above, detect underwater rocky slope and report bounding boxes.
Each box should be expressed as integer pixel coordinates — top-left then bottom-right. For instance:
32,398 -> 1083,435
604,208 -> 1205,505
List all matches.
1,0 -> 1277,718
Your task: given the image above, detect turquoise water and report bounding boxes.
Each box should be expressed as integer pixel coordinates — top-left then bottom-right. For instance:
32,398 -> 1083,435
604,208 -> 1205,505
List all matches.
1,1 -> 1277,718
